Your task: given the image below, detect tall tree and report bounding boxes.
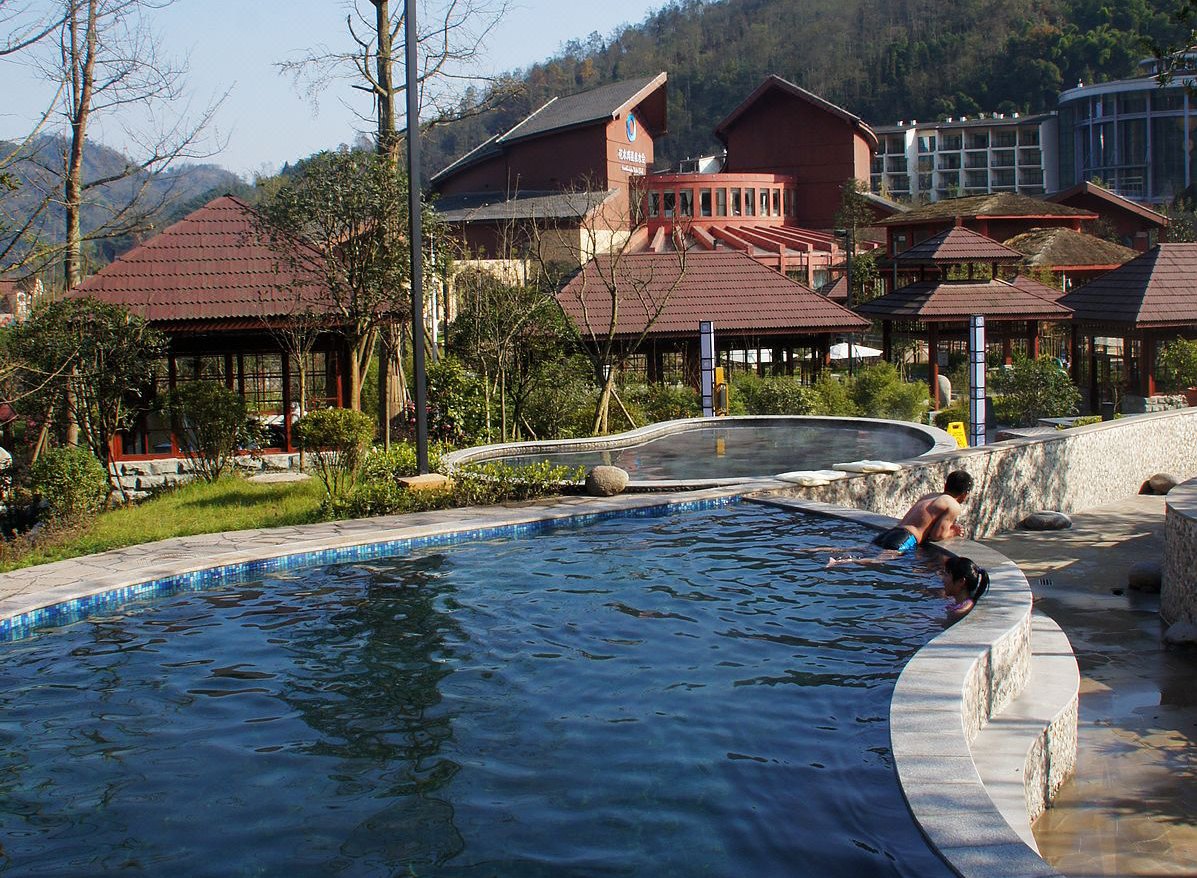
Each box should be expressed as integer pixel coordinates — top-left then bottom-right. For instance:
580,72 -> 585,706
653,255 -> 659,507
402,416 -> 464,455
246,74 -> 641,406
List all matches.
255,149 -> 440,413
34,0 -> 224,287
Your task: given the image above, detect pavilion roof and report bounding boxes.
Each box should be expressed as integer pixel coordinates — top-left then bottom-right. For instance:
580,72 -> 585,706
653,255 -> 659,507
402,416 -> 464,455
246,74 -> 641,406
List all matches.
70,196 -> 334,327
1059,243 -> 1197,328
894,226 -> 1024,265
557,250 -> 868,339
816,275 -> 849,303
1004,227 -> 1137,271
433,189 -> 616,222
855,278 -> 1072,323
1008,274 -> 1066,302
876,192 -> 1095,227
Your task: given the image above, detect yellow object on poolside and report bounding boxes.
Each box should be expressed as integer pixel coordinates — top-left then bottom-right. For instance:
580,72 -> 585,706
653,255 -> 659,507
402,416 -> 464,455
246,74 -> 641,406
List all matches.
946,421 -> 968,448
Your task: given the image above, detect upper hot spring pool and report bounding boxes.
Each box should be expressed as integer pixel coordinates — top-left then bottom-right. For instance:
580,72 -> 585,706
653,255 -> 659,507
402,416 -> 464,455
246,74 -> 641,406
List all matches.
444,416 -> 958,485
0,503 -> 956,877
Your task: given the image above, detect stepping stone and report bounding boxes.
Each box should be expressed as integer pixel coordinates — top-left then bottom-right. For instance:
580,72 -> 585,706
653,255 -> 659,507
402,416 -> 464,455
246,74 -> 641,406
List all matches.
831,459 -> 902,474
247,471 -> 311,484
1018,511 -> 1072,530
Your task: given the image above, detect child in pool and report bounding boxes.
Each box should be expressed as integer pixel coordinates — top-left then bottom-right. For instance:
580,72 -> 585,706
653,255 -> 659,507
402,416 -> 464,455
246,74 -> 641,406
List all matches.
942,555 -> 989,619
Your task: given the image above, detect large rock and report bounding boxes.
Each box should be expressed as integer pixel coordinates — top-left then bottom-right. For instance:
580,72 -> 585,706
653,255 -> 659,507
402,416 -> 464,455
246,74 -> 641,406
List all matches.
1018,510 -> 1073,531
1147,472 -> 1181,495
936,374 -> 952,408
1127,560 -> 1162,593
0,446 -> 10,471
585,465 -> 629,497
1163,620 -> 1197,645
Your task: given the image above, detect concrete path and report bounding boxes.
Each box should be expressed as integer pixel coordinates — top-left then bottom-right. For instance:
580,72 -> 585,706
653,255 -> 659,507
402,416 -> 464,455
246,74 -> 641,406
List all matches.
983,494 -> 1197,877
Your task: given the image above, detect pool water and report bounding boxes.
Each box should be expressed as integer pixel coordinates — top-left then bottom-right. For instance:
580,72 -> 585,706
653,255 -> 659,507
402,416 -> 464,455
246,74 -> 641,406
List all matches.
498,422 -> 932,480
0,504 -> 954,877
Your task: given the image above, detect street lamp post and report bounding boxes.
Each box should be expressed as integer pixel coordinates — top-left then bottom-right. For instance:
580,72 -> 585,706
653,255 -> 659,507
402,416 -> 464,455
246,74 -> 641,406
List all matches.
405,0 -> 429,474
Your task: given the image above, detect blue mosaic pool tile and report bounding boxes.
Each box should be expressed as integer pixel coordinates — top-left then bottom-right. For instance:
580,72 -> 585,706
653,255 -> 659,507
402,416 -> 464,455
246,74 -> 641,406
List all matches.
0,495 -> 741,642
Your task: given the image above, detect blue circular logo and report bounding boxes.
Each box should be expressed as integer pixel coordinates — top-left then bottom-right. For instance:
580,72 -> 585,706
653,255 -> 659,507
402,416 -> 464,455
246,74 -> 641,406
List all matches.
626,113 -> 638,143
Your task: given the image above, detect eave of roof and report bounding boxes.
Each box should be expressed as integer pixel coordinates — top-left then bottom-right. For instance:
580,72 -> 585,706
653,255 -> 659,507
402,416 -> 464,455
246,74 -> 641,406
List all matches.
894,227 -> 1024,264
1059,243 -> 1197,327
876,193 -> 1096,227
856,278 -> 1073,322
1046,180 -> 1170,228
714,74 -> 879,152
433,189 -> 617,222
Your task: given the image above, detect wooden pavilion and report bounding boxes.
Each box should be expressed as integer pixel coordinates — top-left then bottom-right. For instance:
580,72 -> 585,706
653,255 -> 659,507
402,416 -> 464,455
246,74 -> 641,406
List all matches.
556,250 -> 869,383
70,196 -> 351,460
855,227 -> 1072,399
1060,243 -> 1197,407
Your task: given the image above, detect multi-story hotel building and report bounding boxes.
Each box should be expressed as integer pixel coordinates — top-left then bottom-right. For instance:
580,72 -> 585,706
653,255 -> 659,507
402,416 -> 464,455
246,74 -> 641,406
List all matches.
870,113 -> 1058,203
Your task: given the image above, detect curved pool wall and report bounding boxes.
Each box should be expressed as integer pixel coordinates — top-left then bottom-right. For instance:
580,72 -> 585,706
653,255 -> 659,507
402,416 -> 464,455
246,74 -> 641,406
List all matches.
441,415 -> 959,489
0,481 -> 1076,877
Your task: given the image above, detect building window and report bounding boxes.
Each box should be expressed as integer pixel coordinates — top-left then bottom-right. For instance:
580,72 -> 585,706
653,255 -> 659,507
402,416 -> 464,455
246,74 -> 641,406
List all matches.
649,192 -> 660,217
1019,127 -> 1040,146
993,130 -> 1016,148
699,188 -> 712,217
991,149 -> 1015,168
772,188 -> 781,216
940,132 -> 962,151
663,190 -> 675,218
760,189 -> 770,216
679,189 -> 693,217
716,188 -> 727,216
1153,115 -> 1186,199
965,131 -> 989,150
730,188 -> 741,216
745,188 -> 756,216
918,135 -> 936,153
1153,89 -> 1184,112
1118,93 -> 1147,115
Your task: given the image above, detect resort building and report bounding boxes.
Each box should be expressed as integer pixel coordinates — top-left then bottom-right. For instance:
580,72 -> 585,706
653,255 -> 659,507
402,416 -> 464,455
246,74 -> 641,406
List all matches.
870,114 -> 1058,203
1056,56 -> 1197,203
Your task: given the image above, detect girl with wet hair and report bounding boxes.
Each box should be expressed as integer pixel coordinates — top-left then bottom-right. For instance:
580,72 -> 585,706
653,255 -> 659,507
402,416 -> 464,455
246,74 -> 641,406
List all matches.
941,556 -> 989,619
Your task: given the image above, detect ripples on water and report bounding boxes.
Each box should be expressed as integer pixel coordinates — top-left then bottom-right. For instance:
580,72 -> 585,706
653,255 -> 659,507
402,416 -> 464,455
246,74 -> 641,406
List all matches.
0,504 -> 955,877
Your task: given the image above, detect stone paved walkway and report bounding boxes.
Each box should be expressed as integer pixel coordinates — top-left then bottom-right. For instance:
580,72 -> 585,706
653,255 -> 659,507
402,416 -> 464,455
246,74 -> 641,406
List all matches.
983,494 -> 1197,877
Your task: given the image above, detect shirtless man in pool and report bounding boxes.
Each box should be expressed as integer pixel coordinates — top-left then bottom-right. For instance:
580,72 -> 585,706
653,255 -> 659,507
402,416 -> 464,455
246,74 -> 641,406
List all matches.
827,470 -> 972,566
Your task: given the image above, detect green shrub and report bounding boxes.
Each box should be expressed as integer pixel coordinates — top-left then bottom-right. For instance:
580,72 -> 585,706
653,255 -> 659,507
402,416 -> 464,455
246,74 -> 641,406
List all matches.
730,373 -> 816,415
396,356 -> 487,446
163,381 -> 257,482
850,362 -> 929,421
1157,339 -> 1197,392
294,408 -> 376,498
357,442 -> 446,483
622,382 -> 701,423
990,356 -> 1080,426
523,357 -> 598,439
808,374 -> 859,416
933,403 -> 970,429
330,459 -> 581,519
29,446 -> 109,522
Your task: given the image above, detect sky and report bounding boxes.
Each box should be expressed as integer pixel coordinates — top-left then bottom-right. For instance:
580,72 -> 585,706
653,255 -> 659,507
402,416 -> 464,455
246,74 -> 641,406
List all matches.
0,0 -> 664,179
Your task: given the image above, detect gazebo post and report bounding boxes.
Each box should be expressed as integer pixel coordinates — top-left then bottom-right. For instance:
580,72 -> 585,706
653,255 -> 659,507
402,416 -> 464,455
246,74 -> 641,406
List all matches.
1026,320 -> 1040,359
928,322 -> 940,403
1141,331 -> 1157,397
882,320 -> 893,363
1069,325 -> 1081,385
1088,334 -> 1100,413
1002,334 -> 1013,365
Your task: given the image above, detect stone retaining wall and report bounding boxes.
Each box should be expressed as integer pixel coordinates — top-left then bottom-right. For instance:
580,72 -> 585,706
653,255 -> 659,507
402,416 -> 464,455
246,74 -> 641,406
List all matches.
772,408 -> 1197,540
1163,477 -> 1197,627
112,452 -> 301,494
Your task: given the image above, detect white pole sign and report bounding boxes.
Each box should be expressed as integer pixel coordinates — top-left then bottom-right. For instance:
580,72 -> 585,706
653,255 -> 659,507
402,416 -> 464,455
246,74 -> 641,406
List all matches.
969,315 -> 986,447
700,321 -> 716,418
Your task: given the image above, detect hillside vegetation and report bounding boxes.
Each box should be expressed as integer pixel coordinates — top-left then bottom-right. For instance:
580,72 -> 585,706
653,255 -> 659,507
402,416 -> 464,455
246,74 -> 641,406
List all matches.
426,0 -> 1184,172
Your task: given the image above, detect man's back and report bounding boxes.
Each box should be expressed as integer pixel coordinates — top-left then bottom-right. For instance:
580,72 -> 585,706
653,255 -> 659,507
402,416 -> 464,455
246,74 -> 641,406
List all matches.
897,491 -> 962,543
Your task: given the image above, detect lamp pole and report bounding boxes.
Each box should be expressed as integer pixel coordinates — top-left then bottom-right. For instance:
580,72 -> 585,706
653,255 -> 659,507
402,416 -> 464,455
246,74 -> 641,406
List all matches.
405,0 -> 429,474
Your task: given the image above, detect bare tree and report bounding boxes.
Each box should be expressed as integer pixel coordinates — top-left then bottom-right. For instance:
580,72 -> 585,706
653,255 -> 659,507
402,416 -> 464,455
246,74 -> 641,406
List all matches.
279,0 -> 516,162
26,0 -> 225,287
544,185 -> 689,435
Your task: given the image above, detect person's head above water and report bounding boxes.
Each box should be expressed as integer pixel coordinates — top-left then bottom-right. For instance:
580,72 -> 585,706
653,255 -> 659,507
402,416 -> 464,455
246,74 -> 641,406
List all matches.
944,470 -> 973,500
942,555 -> 989,604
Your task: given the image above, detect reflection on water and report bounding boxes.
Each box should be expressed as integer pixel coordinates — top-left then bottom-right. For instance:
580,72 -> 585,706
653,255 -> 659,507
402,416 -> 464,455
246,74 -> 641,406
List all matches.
0,505 -> 955,877
499,422 -> 932,480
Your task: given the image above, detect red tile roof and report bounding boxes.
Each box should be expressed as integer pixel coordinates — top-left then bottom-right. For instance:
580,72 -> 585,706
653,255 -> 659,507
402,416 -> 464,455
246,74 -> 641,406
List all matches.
1060,243 -> 1197,328
557,250 -> 869,338
1008,274 -> 1066,302
1047,181 -> 1169,229
894,226 -> 1024,265
70,196 -> 334,326
856,278 -> 1072,323
816,275 -> 849,302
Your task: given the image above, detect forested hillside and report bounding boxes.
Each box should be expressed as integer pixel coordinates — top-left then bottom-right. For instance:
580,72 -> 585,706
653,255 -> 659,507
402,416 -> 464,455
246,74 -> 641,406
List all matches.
425,0 -> 1184,173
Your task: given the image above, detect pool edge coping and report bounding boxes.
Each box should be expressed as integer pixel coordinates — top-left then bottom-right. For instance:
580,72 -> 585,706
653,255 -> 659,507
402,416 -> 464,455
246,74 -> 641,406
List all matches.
0,480 -> 1070,877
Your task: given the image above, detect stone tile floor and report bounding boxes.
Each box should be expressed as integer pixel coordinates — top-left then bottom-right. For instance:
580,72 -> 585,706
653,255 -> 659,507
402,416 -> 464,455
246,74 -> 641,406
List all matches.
984,494 -> 1197,877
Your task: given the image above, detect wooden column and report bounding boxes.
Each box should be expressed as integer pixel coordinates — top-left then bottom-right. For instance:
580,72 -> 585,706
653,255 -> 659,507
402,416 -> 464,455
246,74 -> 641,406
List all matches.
928,323 -> 940,403
1001,333 -> 1013,365
1069,325 -> 1081,386
1026,320 -> 1040,359
281,351 -> 293,453
1088,335 -> 1099,413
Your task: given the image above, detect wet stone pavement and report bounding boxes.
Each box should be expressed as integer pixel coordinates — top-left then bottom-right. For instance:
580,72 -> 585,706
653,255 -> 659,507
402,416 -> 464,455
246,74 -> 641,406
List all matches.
983,494 -> 1197,877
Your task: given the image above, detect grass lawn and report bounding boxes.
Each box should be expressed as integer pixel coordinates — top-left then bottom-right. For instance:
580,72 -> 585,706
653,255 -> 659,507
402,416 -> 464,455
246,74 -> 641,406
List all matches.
0,476 -> 328,572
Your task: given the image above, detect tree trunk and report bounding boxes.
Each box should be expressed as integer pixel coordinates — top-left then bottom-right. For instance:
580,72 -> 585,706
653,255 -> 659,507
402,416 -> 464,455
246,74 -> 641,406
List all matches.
374,0 -> 400,164
63,0 -> 98,288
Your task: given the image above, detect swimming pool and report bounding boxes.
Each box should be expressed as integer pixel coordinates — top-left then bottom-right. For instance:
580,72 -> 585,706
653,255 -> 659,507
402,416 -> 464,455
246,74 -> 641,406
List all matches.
0,503 -> 955,877
444,416 -> 958,485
